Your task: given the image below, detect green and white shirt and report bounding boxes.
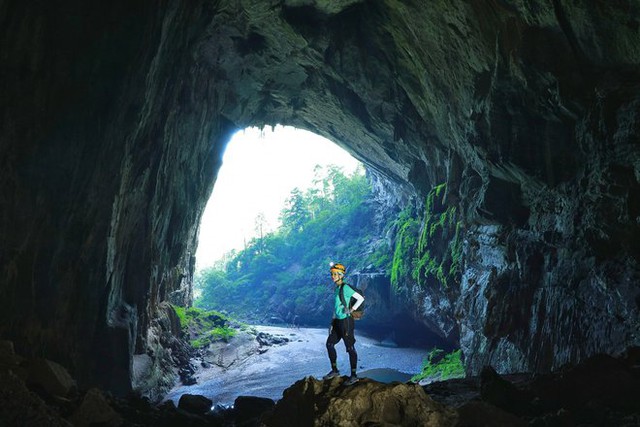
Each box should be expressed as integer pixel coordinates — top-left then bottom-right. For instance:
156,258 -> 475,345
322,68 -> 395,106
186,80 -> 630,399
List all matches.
333,283 -> 363,320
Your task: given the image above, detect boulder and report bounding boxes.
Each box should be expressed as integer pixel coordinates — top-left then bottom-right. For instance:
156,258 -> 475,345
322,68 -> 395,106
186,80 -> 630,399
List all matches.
233,395 -> 275,425
178,393 -> 213,415
68,388 -> 122,427
26,358 -> 77,398
0,370 -> 72,427
263,376 -> 458,426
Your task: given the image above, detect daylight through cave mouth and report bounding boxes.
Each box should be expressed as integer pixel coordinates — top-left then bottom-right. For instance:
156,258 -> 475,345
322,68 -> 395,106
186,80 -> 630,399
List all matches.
190,123 -> 431,340
194,125 -> 363,272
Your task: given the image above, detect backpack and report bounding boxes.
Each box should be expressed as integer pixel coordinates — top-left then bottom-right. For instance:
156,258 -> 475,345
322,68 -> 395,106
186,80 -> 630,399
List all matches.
339,284 -> 364,320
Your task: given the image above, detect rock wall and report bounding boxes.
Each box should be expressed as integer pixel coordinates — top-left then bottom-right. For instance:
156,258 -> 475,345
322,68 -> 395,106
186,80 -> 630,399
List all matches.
1,0 -> 639,393
0,0 -> 230,393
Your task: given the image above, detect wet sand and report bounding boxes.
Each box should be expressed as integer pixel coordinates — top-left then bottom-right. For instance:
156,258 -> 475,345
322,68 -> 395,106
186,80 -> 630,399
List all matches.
165,325 -> 428,407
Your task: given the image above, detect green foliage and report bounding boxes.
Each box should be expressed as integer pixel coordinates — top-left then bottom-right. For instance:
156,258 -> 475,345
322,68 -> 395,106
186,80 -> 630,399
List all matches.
411,184 -> 462,289
173,305 -> 188,329
195,164 -> 382,323
195,172 -> 466,324
390,207 -> 420,291
369,240 -> 392,270
411,348 -> 465,383
386,183 -> 463,291
171,304 -> 239,349
192,326 -> 237,348
449,221 -> 463,277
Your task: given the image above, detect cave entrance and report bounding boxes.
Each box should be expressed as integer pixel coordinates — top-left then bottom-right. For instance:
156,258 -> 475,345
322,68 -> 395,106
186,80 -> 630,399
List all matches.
173,125 -> 438,405
190,125 -> 446,353
195,125 -> 361,272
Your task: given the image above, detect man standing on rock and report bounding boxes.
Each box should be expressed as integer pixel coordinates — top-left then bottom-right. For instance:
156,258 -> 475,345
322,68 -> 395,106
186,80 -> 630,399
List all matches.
323,262 -> 364,386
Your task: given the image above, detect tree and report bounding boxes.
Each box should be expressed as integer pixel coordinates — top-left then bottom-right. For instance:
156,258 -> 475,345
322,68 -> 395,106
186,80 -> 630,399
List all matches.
195,267 -> 232,310
196,164 -> 384,325
254,212 -> 267,254
280,187 -> 309,233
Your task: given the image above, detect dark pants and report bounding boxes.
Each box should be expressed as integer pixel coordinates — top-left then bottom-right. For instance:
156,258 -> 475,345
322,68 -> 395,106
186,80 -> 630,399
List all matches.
326,317 -> 358,372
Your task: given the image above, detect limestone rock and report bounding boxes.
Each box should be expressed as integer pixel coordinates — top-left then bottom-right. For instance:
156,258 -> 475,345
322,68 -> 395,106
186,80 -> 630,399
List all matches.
263,376 -> 458,426
68,388 -> 123,427
26,358 -> 77,398
0,370 -> 72,427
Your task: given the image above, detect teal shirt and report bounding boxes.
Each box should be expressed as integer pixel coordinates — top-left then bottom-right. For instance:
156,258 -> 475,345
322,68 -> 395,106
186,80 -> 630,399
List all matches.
333,283 -> 356,320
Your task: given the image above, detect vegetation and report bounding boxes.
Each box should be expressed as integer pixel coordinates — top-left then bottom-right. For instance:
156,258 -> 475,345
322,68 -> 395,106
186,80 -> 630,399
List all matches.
411,183 -> 461,289
172,305 -> 240,348
390,207 -> 420,291
411,348 -> 465,383
194,165 -> 386,324
194,168 -> 463,326
390,183 -> 462,292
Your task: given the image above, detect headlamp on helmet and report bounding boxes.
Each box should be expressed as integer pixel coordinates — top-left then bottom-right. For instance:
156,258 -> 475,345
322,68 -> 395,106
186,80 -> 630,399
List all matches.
329,262 -> 346,276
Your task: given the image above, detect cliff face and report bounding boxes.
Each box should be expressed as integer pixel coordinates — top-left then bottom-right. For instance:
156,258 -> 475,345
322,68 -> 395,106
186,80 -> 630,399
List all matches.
1,0 -> 639,393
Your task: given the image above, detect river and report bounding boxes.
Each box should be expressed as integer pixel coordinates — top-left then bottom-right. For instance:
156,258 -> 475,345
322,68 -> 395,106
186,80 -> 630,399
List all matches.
165,325 -> 430,407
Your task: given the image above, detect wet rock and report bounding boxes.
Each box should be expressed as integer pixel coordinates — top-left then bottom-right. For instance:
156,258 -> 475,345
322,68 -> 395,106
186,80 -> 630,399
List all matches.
422,349 -> 640,426
0,340 -> 21,367
256,332 -> 290,347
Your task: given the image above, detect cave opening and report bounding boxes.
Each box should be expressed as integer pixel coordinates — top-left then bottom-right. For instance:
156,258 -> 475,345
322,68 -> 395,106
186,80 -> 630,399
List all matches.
194,125 -> 362,272
170,124 -> 445,406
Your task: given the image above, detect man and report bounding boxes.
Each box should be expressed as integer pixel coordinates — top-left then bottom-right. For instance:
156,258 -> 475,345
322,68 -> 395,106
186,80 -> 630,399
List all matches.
323,262 -> 364,386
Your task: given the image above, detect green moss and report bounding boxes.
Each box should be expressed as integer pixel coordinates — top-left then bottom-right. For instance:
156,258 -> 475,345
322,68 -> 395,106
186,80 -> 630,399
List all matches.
172,304 -> 239,349
411,183 -> 463,289
449,221 -> 463,277
418,184 -> 447,252
411,348 -> 465,383
173,305 -> 188,329
210,326 -> 237,342
191,326 -> 237,348
390,207 -> 420,291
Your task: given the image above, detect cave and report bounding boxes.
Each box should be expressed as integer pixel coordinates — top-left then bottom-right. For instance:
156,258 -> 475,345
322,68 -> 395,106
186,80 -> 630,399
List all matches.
2,0 -> 640,424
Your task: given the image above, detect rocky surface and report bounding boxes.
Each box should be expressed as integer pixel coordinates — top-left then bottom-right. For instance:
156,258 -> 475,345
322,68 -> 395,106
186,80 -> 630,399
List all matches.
1,0 -> 640,400
264,376 -> 458,427
2,333 -> 639,426
264,347 -> 640,427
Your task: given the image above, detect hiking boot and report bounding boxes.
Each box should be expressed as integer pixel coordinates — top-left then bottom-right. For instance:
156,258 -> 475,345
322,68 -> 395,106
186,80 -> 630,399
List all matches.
344,375 -> 359,386
323,370 -> 340,380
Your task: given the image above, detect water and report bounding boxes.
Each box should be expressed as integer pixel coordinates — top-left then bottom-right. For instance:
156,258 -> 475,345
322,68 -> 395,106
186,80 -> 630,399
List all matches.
165,325 -> 429,407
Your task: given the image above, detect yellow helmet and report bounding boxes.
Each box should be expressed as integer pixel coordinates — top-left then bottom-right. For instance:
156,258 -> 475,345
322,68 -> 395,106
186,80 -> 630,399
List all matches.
329,262 -> 346,275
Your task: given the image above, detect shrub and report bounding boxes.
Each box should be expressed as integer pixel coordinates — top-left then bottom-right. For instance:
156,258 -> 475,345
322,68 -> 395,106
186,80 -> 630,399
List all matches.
172,304 -> 239,348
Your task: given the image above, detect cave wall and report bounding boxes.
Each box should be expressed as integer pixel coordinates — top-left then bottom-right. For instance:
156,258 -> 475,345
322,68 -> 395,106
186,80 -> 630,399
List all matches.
0,0 -> 231,393
1,0 -> 639,392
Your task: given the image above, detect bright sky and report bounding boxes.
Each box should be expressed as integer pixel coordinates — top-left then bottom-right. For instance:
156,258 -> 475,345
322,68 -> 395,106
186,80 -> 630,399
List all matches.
195,125 -> 362,271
